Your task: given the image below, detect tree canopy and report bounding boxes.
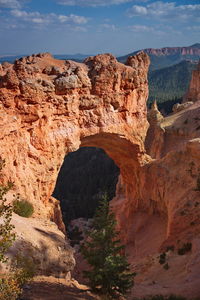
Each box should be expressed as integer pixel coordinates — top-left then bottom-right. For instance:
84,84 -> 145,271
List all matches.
80,194 -> 135,298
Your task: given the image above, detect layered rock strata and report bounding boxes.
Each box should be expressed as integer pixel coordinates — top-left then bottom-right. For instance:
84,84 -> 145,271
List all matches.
0,52 -> 150,223
0,52 -> 200,297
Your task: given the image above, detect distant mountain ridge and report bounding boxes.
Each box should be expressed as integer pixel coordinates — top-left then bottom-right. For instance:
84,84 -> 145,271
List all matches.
1,43 -> 199,69
117,43 -> 200,112
139,43 -> 200,56
118,43 -> 200,70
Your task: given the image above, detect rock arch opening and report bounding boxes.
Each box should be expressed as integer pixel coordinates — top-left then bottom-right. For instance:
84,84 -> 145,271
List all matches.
52,131 -> 143,230
53,146 -> 119,227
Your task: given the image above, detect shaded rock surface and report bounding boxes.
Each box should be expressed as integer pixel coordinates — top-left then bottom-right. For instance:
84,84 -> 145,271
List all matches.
53,147 -> 119,225
172,101 -> 194,113
0,52 -> 200,298
184,61 -> 200,102
0,213 -> 75,278
21,276 -> 101,300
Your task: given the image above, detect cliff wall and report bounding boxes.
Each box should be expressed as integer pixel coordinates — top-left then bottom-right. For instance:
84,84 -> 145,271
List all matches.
0,52 -> 150,224
1,52 -> 200,297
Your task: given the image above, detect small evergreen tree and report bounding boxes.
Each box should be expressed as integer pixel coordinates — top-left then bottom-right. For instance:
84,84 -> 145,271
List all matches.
0,159 -> 15,263
80,194 -> 135,298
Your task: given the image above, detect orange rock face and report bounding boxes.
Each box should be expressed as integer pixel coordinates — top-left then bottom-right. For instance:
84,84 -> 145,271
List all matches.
0,51 -> 150,223
1,52 -> 200,297
120,98 -> 200,298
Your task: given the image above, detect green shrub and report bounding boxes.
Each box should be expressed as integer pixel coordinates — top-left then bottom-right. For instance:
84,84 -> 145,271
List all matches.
177,243 -> 192,255
163,263 -> 169,270
166,245 -> 174,252
0,274 -> 21,300
11,254 -> 36,285
0,255 -> 35,300
13,199 -> 34,218
159,253 -> 166,265
196,173 -> 200,191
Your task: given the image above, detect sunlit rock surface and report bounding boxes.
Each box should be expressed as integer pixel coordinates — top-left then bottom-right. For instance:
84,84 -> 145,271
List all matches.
0,52 -> 200,297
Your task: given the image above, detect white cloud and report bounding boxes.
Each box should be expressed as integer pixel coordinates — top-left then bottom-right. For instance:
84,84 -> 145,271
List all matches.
101,23 -> 117,31
56,0 -> 148,7
131,5 -> 147,15
11,9 -> 88,25
58,14 -> 88,24
128,1 -> 200,22
11,9 -> 50,24
0,0 -> 20,8
129,25 -> 152,32
128,24 -> 167,36
128,24 -> 183,37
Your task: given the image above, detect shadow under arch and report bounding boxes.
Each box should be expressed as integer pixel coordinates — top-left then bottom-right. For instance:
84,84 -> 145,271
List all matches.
53,131 -> 143,234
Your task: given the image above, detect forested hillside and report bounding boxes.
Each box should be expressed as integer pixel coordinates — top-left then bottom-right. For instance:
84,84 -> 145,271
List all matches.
119,44 -> 199,111
148,60 -> 197,104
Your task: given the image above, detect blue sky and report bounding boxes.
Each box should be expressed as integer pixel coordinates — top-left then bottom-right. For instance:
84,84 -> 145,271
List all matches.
0,0 -> 199,55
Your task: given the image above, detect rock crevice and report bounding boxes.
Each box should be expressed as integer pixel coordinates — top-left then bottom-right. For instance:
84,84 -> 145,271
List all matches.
1,52 -> 200,297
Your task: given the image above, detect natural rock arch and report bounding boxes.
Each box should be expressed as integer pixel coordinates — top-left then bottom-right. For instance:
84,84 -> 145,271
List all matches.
0,52 -> 150,226
1,52 -> 200,298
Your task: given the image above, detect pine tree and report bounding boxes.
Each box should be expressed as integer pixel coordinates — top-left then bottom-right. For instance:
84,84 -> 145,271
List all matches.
0,159 -> 15,263
80,194 -> 135,298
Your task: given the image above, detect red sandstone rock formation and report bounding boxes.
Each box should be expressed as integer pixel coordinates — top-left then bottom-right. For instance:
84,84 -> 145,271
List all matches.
111,73 -> 200,297
0,51 -> 150,222
184,60 -> 200,102
1,52 -> 200,297
145,101 -> 164,159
